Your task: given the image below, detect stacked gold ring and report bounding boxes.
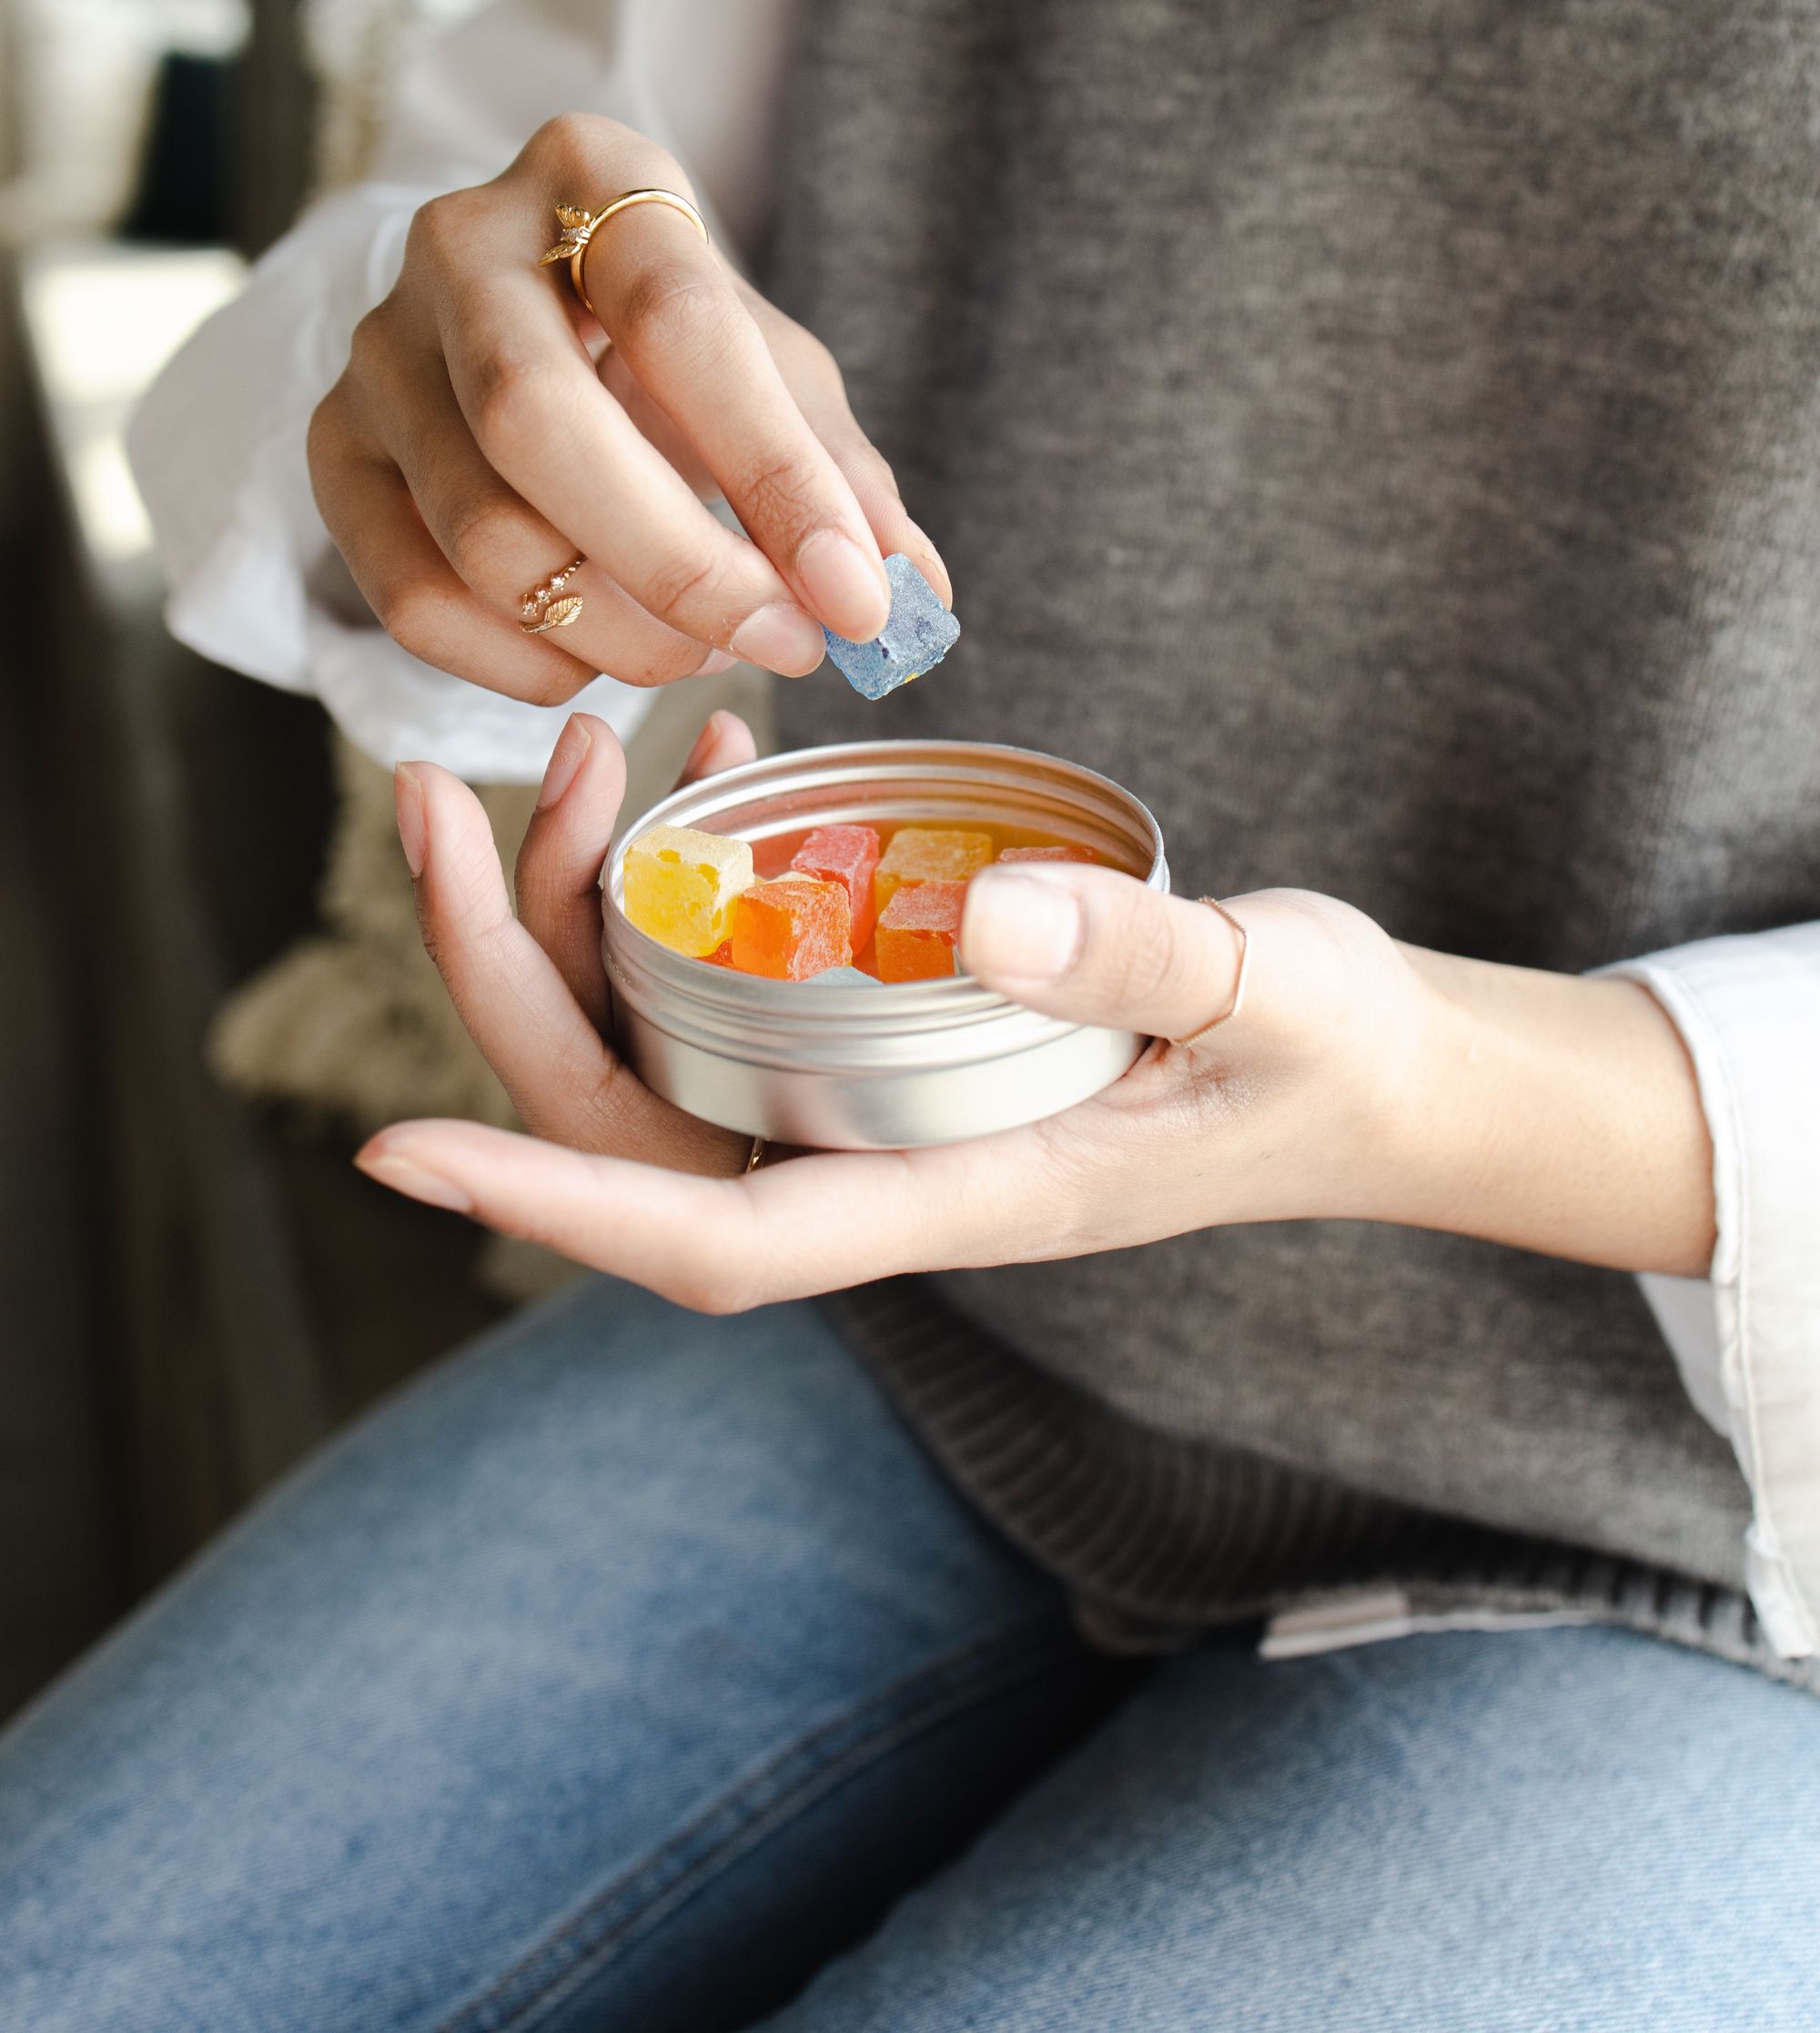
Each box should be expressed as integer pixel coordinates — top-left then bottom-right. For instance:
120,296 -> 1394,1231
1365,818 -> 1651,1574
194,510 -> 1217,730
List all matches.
519,553 -> 585,636
538,189 -> 711,322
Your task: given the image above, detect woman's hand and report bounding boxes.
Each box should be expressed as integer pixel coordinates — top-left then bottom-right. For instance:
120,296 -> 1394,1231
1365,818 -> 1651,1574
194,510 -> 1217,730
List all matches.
308,114 -> 947,703
357,714 -> 1718,1310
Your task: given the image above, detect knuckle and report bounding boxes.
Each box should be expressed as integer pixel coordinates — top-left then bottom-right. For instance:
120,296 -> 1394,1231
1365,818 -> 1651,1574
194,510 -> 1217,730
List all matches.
465,349 -> 562,458
440,487 -> 521,587
528,110 -> 634,173
406,189 -> 469,268
373,575 -> 447,662
345,303 -> 396,380
638,549 -> 729,632
685,1267 -> 760,1317
511,656 -> 591,711
305,380 -> 353,477
734,450 -> 824,543
612,262 -> 733,364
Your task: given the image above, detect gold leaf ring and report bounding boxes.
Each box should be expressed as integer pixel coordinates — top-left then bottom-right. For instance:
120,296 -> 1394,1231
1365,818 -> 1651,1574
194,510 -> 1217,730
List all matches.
538,189 -> 711,321
520,555 -> 585,635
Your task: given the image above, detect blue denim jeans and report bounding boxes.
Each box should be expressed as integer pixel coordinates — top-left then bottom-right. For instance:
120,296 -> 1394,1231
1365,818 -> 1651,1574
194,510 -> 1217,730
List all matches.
2,1278 -> 1816,2032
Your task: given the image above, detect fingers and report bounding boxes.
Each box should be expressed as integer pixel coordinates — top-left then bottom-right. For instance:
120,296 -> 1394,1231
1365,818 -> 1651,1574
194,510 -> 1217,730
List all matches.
397,758 -> 740,1173
759,295 -> 952,609
512,714 -> 626,1030
422,197 -> 829,674
351,1123 -> 946,1310
672,707 -> 757,787
960,865 -> 1249,1040
371,354 -> 732,690
309,412 -> 602,704
584,215 -> 891,640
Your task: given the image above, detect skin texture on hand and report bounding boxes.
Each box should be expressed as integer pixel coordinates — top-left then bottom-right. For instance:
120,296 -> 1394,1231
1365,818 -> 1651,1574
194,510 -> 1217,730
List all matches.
356,713 -> 1718,1312
306,112 -> 950,704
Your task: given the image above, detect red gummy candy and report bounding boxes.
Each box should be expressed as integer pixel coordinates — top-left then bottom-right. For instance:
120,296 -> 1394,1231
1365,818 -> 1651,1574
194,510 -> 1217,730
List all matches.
729,877 -> 852,981
996,843 -> 1097,865
791,824 -> 883,947
875,879 -> 968,982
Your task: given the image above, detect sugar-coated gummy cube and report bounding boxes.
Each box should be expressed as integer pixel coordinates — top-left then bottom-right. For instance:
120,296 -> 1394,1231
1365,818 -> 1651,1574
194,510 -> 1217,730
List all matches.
875,879 -> 968,982
623,825 -> 754,957
804,966 -> 882,987
730,877 -> 853,981
997,843 -> 1097,865
823,553 -> 960,701
791,824 -> 882,947
873,827 -> 994,913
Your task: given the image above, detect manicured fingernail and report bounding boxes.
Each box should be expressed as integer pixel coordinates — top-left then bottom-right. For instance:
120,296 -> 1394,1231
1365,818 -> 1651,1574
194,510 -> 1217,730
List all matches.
731,602 -> 825,676
681,711 -> 727,778
796,529 -> 891,639
355,1146 -> 474,1214
536,714 -> 592,810
694,648 -> 738,675
962,870 -> 1083,981
394,764 -> 427,878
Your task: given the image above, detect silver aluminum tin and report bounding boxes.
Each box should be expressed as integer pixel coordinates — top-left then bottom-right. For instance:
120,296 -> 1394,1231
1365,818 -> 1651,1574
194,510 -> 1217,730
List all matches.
601,740 -> 1168,1149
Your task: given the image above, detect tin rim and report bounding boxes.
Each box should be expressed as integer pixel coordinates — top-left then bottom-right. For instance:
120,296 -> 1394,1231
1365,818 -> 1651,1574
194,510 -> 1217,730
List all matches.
602,738 -> 1168,1074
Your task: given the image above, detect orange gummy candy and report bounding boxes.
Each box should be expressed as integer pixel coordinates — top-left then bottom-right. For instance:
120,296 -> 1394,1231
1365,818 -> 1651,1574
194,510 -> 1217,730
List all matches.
875,879 -> 968,982
791,825 -> 883,948
872,827 -> 994,914
729,877 -> 852,981
997,843 -> 1097,864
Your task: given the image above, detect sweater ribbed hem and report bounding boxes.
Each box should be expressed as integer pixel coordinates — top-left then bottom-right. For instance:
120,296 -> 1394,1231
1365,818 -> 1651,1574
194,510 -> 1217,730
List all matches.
827,1280 -> 1819,1694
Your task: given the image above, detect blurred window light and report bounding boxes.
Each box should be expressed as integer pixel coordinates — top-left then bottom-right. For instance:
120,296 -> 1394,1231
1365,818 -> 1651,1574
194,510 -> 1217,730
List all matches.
23,243 -> 247,561
0,1 -> 249,239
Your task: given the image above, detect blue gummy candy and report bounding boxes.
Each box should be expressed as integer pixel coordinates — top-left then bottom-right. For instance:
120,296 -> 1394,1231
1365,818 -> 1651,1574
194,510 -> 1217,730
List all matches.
823,552 -> 959,701
804,966 -> 883,987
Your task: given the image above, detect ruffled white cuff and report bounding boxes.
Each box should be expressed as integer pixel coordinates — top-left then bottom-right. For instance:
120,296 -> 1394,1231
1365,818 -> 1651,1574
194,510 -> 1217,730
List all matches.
125,179 -> 656,779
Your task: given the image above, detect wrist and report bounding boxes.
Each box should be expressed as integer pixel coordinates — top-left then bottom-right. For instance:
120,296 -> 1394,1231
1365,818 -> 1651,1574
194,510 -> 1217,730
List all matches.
1383,946 -> 1717,1277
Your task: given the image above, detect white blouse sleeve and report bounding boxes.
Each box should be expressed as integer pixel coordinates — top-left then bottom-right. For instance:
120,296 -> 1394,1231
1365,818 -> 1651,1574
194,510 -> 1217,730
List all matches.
1610,924 -> 1820,1658
125,0 -> 787,781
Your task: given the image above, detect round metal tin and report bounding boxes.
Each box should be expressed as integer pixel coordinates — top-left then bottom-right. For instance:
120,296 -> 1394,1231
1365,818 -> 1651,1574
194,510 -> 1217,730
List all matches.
601,740 -> 1168,1149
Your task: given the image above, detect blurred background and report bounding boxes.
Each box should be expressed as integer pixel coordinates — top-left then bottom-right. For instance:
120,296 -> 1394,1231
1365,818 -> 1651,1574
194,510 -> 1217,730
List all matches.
0,0 -> 742,1724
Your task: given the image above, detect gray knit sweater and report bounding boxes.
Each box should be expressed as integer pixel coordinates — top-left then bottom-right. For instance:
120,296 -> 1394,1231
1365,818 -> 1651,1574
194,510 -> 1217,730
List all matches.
766,0 -> 1820,1677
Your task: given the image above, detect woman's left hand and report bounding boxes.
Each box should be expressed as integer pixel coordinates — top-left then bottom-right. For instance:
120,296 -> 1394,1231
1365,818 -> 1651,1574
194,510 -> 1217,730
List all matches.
359,715 -> 1718,1308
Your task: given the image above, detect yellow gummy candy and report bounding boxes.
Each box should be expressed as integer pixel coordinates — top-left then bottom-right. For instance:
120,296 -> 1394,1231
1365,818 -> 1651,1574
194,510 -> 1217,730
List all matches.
623,824 -> 754,956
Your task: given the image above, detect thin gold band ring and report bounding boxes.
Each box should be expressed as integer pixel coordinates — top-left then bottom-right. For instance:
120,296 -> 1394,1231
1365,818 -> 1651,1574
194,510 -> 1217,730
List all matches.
538,190 -> 711,322
1172,897 -> 1251,1044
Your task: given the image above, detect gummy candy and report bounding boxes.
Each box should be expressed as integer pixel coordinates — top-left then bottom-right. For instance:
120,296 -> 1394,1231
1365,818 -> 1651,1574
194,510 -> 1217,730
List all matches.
873,827 -> 994,914
624,825 -> 753,957
875,879 -> 968,982
823,553 -> 960,701
997,843 -> 1097,865
730,877 -> 853,981
804,966 -> 882,987
791,824 -> 883,948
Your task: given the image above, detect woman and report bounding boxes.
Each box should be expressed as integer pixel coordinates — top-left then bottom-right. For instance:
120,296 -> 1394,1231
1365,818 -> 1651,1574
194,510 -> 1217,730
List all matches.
5,1 -> 1818,2026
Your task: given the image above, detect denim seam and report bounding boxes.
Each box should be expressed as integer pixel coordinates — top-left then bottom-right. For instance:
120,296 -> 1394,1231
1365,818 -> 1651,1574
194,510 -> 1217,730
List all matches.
434,1613 -> 1084,2033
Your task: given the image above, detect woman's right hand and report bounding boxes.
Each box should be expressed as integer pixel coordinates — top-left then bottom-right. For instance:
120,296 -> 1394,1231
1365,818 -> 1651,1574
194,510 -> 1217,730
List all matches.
308,113 -> 949,703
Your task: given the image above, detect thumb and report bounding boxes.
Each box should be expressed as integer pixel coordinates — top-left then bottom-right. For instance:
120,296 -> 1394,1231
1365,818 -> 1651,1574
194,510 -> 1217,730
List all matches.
959,864 -> 1248,1038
